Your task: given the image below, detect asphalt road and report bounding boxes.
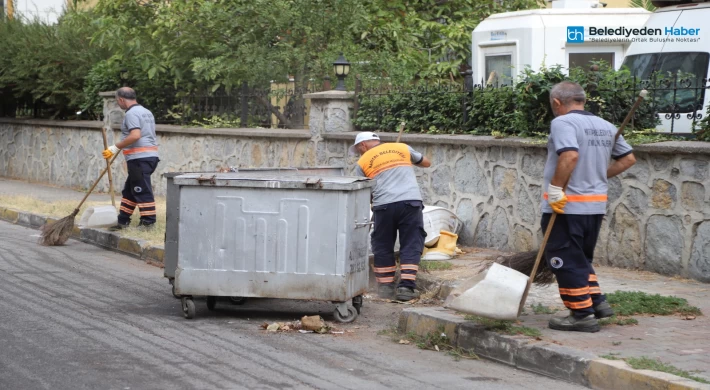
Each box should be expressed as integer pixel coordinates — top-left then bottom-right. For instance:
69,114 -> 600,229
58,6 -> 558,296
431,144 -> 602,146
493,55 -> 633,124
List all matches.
0,221 -> 584,390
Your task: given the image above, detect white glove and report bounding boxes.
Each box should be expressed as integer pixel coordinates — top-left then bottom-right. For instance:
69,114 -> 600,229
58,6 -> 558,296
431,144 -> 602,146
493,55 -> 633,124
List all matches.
103,145 -> 120,159
547,184 -> 568,214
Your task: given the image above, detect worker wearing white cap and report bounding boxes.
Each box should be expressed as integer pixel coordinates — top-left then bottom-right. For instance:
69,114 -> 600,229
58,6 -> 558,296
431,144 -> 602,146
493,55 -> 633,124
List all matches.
350,131 -> 431,301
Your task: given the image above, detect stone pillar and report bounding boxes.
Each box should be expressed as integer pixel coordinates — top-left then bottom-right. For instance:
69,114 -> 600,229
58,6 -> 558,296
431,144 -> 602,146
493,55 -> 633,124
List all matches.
100,91 -> 124,142
303,90 -> 355,139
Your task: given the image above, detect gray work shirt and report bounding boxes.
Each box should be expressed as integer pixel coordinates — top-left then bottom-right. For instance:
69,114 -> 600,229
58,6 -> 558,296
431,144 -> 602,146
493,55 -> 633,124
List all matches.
541,110 -> 633,215
355,144 -> 424,207
121,104 -> 159,161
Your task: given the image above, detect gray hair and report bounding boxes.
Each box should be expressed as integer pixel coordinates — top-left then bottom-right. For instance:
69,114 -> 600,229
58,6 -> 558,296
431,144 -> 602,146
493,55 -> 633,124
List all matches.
550,81 -> 586,106
116,87 -> 137,100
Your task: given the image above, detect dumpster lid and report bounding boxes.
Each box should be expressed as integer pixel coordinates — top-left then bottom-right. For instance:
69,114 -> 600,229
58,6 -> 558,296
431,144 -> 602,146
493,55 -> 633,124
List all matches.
173,173 -> 374,190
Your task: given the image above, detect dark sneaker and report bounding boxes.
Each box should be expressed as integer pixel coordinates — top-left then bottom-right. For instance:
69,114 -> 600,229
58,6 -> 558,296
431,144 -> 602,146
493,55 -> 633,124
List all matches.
395,287 -> 420,302
548,314 -> 600,333
108,223 -> 129,231
593,301 -> 615,319
378,284 -> 395,299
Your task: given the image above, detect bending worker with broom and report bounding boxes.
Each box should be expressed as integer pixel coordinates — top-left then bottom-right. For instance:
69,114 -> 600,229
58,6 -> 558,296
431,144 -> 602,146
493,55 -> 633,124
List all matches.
103,87 -> 160,231
542,81 -> 636,332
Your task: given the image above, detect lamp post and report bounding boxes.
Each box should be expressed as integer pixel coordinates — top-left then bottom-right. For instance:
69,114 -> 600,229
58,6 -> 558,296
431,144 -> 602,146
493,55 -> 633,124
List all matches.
333,53 -> 351,91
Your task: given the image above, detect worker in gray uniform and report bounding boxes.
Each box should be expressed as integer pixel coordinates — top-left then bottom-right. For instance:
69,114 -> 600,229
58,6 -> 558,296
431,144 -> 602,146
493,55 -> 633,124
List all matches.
350,132 -> 431,301
102,87 -> 160,231
542,81 -> 636,332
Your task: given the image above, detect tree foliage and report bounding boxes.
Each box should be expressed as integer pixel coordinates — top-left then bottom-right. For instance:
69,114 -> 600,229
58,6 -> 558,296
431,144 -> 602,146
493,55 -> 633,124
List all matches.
0,0 -> 544,120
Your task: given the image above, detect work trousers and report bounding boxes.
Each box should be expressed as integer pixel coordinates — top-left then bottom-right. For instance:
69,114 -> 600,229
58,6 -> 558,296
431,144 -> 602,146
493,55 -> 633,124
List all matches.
118,157 -> 159,226
541,213 -> 605,317
371,200 -> 427,289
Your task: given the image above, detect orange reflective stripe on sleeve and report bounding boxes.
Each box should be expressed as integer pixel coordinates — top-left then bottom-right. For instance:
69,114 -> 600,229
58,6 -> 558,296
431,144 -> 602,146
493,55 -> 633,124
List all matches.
563,298 -> 593,310
559,287 -> 590,296
543,193 -> 608,202
123,146 -> 158,155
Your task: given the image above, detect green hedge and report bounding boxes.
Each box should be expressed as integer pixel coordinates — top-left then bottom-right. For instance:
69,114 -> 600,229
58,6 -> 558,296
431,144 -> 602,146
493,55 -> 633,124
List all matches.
354,63 -> 661,136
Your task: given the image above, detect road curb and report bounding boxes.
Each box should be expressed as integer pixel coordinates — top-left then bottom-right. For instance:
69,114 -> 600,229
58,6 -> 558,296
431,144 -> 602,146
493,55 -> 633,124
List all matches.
0,206 -> 164,267
399,307 -> 710,390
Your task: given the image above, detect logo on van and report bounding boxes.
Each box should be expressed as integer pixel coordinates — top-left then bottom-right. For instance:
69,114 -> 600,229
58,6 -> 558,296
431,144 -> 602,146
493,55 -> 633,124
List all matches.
567,26 -> 584,43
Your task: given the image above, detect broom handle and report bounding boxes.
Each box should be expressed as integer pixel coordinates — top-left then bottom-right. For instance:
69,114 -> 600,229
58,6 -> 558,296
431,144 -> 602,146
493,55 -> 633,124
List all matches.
101,128 -> 116,208
516,89 -> 648,316
73,153 -> 120,215
396,122 -> 406,143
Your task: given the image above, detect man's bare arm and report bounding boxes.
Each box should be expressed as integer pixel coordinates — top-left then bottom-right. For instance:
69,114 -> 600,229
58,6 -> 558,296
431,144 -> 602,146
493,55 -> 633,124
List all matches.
416,156 -> 431,168
607,153 -> 636,178
116,129 -> 141,149
550,151 -> 579,187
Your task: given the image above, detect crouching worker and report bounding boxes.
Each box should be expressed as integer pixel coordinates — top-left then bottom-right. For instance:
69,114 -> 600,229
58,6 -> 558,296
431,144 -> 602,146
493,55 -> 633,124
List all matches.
542,81 -> 636,332
350,132 -> 431,301
102,87 -> 160,231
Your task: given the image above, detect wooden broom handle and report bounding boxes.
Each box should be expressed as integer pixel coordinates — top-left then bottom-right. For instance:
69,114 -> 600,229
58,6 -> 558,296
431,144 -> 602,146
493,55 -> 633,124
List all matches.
396,122 -> 406,143
101,128 -> 116,208
517,89 -> 648,316
73,153 -> 120,215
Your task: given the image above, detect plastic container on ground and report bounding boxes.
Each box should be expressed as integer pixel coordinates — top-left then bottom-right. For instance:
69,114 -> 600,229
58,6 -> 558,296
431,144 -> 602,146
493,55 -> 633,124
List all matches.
444,263 -> 529,321
170,171 -> 373,323
78,205 -> 117,228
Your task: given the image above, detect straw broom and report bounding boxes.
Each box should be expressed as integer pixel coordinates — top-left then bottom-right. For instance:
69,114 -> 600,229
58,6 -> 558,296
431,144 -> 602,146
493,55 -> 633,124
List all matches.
497,90 -> 648,290
39,153 -> 120,246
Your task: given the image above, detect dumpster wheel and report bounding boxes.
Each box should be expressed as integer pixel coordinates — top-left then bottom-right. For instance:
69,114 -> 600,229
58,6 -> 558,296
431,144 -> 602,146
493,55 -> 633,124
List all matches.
182,297 -> 196,319
352,295 -> 363,314
229,297 -> 247,305
333,305 -> 358,323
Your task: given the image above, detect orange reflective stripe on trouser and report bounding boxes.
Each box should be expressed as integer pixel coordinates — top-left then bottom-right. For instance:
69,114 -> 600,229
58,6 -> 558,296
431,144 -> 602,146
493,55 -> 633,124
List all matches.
376,276 -> 395,283
400,264 -> 419,271
559,287 -> 590,296
589,274 -> 598,282
543,193 -> 608,202
123,146 -> 158,155
589,287 -> 602,295
374,266 -> 397,273
121,198 -> 137,207
400,274 -> 417,281
119,206 -> 134,214
563,298 -> 593,310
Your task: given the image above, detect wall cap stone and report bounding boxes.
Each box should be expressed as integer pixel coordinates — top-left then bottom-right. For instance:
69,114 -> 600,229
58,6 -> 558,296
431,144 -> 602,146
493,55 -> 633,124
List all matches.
325,131 -> 710,155
304,90 -> 355,100
99,91 -> 116,97
0,118 -> 311,139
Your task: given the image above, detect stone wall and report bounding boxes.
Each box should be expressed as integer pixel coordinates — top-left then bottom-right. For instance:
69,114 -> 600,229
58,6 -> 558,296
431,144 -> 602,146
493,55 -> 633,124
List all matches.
1,118 -> 709,282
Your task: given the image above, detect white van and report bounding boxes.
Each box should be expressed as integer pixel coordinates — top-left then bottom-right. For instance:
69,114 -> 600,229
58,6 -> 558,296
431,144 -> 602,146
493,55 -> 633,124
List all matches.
622,1 -> 710,134
471,1 -> 651,85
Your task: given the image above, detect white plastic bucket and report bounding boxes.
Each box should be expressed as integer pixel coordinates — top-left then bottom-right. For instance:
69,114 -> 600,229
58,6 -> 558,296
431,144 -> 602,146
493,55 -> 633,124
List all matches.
78,205 -> 118,228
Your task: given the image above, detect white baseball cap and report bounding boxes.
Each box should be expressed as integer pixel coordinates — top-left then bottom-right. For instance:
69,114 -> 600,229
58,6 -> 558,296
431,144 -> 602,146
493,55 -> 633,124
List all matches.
349,132 -> 380,155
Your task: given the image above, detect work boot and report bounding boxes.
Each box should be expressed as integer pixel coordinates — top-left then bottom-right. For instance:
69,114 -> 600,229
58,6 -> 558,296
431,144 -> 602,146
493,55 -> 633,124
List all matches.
108,222 -> 130,231
137,221 -> 155,230
395,287 -> 420,302
593,301 -> 615,319
378,283 -> 395,299
548,314 -> 600,333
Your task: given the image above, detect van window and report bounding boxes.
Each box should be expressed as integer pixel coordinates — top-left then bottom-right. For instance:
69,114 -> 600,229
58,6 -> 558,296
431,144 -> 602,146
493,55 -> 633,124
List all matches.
622,52 -> 710,113
485,55 -> 512,85
569,53 -> 615,71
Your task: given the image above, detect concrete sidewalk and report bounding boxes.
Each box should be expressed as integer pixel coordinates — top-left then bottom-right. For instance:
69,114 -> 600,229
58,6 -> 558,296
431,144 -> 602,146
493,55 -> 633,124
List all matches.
410,250 -> 710,388
0,177 -> 112,203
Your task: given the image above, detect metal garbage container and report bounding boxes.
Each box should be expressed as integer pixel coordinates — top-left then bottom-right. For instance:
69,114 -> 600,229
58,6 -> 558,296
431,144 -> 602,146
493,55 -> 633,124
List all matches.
163,167 -> 345,294
171,172 -> 373,323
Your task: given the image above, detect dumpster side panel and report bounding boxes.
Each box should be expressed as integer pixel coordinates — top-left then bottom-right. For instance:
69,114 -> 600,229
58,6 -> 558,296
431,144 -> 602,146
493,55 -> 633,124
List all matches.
176,186 -> 352,300
338,188 -> 371,298
163,173 -> 181,279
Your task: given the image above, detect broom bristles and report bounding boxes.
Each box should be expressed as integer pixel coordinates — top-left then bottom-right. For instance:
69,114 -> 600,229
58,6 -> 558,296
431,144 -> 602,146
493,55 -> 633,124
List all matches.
39,210 -> 78,246
491,250 -> 556,286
